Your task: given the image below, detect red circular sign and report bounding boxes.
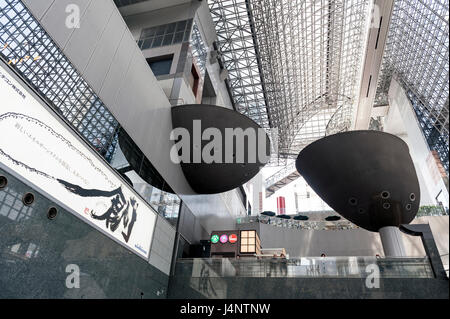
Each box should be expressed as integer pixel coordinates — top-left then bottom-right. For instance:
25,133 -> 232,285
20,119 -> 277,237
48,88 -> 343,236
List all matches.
229,234 -> 238,244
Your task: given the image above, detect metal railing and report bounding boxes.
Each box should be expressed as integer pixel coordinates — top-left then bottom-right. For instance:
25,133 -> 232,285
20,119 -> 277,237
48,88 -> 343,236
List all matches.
237,214 -> 359,230
175,256 -> 434,279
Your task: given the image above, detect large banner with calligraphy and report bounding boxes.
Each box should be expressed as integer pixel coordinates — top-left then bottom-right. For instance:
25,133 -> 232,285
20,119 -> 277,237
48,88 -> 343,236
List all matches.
0,63 -> 156,259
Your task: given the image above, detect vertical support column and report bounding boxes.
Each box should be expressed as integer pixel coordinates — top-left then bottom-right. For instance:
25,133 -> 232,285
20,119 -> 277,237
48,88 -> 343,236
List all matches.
294,189 -> 299,213
354,0 -> 395,129
251,173 -> 263,215
379,226 -> 406,257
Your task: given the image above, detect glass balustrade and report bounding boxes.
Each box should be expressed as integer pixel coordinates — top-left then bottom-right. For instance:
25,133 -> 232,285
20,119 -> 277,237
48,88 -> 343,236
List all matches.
237,215 -> 359,230
175,256 -> 433,279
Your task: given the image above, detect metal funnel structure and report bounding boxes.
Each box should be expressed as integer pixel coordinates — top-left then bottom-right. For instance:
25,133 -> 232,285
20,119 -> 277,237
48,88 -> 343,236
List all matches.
296,130 -> 420,232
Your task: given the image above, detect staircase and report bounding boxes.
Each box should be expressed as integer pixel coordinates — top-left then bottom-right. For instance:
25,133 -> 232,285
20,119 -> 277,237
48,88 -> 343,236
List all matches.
265,162 -> 300,197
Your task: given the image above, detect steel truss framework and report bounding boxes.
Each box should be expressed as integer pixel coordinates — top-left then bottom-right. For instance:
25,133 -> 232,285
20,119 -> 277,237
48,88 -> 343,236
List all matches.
209,0 -> 370,159
375,0 -> 449,174
250,0 -> 369,156
208,0 -> 270,129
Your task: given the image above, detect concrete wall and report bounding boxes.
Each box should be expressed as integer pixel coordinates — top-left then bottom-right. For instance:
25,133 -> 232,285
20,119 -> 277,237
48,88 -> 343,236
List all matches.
257,223 -> 384,257
118,0 -> 191,18
119,1 -> 201,106
248,173 -> 263,215
384,79 -> 449,209
178,203 -> 209,245
149,216 -> 176,275
181,190 -> 247,239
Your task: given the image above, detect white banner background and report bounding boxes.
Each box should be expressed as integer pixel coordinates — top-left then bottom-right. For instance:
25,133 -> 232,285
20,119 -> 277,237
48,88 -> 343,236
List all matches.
0,63 -> 156,259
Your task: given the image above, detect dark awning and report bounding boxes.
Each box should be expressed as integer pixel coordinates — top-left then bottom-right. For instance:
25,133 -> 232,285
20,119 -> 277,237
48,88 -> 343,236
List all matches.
261,211 -> 276,217
325,215 -> 341,221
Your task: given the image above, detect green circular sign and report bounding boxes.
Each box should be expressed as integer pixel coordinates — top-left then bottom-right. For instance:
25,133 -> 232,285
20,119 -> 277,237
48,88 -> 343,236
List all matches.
211,234 -> 219,244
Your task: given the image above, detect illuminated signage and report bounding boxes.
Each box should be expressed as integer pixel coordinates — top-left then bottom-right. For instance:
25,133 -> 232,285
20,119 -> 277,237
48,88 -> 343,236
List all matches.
219,234 -> 228,243
211,232 -> 238,244
0,63 -> 157,259
211,234 -> 219,244
240,230 -> 257,253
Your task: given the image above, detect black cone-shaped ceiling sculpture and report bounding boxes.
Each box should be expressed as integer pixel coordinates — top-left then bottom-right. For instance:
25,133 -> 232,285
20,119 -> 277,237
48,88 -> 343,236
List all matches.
172,104 -> 271,194
296,131 -> 420,232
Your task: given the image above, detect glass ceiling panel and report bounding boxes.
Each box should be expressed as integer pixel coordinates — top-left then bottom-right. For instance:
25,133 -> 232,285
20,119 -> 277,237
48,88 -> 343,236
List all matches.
209,0 -> 370,159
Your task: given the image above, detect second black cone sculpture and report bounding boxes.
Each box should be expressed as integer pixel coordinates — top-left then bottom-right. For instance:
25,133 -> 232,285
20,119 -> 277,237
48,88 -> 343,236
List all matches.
296,130 -> 420,232
172,104 -> 271,194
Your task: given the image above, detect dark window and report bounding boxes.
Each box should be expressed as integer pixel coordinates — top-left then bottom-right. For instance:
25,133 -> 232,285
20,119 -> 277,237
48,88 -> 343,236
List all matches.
146,55 -> 173,76
139,19 -> 193,49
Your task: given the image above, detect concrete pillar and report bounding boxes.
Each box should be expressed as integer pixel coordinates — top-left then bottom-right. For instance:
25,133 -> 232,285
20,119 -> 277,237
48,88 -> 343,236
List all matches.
251,173 -> 263,215
379,226 -> 407,257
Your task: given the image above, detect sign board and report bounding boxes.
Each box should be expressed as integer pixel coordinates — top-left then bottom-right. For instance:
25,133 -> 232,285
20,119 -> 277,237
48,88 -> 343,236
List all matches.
219,234 -> 228,243
210,230 -> 241,257
0,63 -> 157,259
211,234 -> 219,244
